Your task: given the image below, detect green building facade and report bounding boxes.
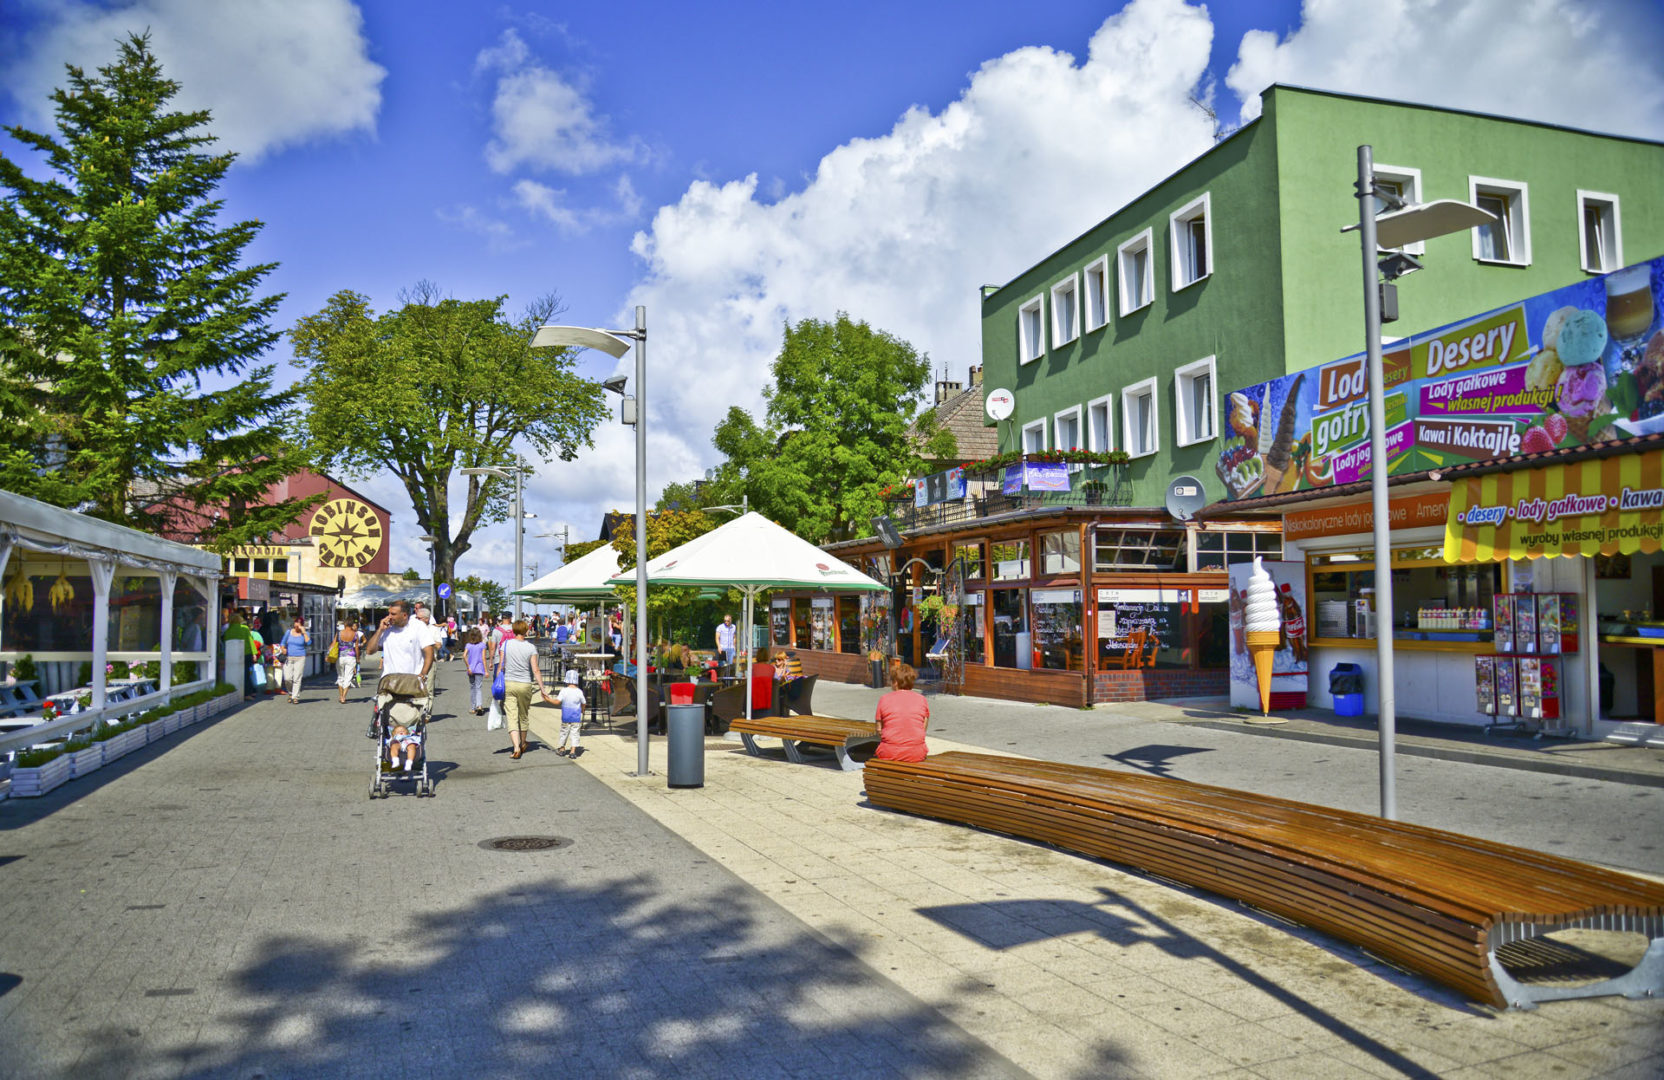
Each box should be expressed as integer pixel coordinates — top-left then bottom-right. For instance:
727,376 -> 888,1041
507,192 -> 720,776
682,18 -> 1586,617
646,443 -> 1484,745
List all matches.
978,85 -> 1664,507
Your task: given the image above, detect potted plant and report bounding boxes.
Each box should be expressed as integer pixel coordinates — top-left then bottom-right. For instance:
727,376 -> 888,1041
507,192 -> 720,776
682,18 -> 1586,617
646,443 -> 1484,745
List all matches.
13,654 -> 37,683
1082,479 -> 1107,505
10,743 -> 71,797
65,733 -> 103,778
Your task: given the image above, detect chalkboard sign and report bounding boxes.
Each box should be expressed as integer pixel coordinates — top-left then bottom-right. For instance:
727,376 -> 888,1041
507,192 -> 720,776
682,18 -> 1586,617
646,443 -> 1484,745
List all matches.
1100,601 -> 1182,654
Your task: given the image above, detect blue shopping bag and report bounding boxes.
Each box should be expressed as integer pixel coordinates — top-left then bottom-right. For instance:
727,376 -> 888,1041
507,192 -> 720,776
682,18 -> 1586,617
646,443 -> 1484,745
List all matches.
251,663 -> 267,689
491,667 -> 506,700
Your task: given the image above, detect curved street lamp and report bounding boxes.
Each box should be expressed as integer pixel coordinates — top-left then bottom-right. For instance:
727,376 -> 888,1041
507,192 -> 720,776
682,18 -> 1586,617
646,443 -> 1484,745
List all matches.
532,307 -> 651,779
1347,148 -> 1495,820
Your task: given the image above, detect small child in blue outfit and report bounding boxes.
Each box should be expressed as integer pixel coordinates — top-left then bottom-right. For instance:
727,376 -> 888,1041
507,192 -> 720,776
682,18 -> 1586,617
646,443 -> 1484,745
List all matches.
555,670 -> 586,757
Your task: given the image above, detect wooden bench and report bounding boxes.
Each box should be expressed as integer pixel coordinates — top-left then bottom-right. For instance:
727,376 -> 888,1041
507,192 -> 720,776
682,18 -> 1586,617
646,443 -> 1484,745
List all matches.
863,752 -> 1664,1010
730,714 -> 879,772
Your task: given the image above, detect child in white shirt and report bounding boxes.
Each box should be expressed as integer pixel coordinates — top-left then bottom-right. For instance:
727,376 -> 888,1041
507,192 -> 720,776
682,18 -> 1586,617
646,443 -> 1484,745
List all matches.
556,671 -> 586,757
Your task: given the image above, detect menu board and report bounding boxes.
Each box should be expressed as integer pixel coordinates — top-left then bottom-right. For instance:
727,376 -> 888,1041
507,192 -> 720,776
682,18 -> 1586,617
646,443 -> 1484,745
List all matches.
1218,255 -> 1664,500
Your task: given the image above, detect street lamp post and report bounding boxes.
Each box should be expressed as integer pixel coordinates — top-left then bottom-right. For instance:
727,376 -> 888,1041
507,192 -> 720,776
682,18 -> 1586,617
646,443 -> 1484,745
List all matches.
462,460 -> 535,621
1347,145 -> 1494,820
532,307 -> 650,778
417,534 -> 438,617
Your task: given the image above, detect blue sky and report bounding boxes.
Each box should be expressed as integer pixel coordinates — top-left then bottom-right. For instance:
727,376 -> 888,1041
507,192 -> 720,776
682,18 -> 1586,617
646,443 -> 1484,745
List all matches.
3,0 -> 1662,589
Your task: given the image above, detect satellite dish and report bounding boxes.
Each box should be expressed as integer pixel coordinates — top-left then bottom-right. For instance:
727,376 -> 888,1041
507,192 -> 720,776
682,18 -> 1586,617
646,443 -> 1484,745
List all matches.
985,388 -> 1015,421
1165,475 -> 1208,521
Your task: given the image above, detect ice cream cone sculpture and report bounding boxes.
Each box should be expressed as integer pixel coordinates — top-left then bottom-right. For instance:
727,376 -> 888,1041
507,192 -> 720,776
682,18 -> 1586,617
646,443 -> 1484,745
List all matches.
1244,557 -> 1282,716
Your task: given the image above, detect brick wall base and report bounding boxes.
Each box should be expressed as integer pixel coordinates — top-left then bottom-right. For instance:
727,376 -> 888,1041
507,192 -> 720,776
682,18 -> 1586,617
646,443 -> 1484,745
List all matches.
797,649 -> 873,686
1093,669 -> 1229,703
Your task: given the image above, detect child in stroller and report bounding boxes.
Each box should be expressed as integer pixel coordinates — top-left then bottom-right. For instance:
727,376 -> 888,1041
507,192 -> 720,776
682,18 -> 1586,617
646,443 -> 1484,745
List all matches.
370,672 -> 434,798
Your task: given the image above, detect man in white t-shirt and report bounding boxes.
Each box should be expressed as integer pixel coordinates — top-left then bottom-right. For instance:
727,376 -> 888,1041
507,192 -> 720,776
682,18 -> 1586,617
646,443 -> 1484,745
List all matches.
365,600 -> 435,679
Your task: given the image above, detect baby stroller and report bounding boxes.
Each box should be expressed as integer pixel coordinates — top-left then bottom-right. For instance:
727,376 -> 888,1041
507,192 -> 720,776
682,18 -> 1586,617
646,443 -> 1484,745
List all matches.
370,673 -> 434,798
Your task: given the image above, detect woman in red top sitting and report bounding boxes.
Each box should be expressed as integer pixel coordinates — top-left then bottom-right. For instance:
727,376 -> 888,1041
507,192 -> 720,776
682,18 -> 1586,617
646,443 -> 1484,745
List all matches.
749,646 -> 777,714
873,662 -> 929,762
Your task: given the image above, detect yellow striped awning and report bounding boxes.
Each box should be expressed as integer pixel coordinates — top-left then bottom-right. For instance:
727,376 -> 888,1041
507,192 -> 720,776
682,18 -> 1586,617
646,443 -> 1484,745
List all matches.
1444,449 -> 1664,562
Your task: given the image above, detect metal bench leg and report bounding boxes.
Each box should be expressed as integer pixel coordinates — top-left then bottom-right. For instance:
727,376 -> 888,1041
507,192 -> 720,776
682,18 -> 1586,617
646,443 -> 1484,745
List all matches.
782,739 -> 805,765
739,732 -> 763,757
834,743 -> 862,772
1487,920 -> 1664,1010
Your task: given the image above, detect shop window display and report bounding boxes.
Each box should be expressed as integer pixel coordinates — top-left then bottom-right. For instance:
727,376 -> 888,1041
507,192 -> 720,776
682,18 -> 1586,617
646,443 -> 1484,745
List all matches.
990,540 -> 1030,582
1094,529 -> 1184,572
1096,591 -> 1190,669
962,592 -> 987,664
771,602 -> 791,647
1308,548 -> 1501,645
991,589 -> 1027,668
954,542 -> 985,581
1196,530 -> 1282,570
1031,589 -> 1084,670
2,559 -> 96,653
838,597 -> 860,655
172,576 -> 211,653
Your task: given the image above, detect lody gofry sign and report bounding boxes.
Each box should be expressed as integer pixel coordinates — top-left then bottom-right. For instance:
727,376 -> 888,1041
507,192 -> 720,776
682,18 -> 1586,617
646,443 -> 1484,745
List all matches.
1216,255 -> 1664,500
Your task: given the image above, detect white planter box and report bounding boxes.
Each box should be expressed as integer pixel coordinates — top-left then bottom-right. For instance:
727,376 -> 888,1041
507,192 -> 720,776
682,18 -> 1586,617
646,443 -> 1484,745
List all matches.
160,714 -> 182,736
68,745 -> 104,778
102,728 -> 142,761
11,755 -> 71,797
191,704 -> 208,724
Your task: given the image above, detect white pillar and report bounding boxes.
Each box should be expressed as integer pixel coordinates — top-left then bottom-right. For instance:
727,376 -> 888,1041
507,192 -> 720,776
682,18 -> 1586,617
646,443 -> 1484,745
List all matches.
208,577 -> 221,689
159,570 -> 177,695
89,558 -> 116,711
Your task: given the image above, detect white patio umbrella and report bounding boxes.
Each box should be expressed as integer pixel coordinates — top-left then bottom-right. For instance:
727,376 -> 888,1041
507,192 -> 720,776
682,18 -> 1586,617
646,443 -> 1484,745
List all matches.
608,511 -> 885,725
512,542 -> 622,604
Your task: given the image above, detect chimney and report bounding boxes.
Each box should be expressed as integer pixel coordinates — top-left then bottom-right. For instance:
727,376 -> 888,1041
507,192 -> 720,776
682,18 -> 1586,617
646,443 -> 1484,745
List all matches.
968,365 -> 983,388
934,377 -> 963,405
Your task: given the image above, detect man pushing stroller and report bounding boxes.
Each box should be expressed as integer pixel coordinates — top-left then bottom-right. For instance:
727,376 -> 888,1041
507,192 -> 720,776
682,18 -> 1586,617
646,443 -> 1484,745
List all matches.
362,600 -> 435,737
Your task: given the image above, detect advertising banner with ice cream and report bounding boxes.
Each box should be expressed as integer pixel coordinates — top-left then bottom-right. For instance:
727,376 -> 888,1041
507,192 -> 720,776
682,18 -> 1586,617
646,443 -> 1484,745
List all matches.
1215,255 -> 1664,501
1227,559 -> 1308,712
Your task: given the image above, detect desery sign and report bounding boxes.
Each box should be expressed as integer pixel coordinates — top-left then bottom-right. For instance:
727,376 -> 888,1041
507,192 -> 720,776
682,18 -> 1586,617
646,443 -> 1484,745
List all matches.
1445,449 -> 1664,562
1217,254 -> 1664,501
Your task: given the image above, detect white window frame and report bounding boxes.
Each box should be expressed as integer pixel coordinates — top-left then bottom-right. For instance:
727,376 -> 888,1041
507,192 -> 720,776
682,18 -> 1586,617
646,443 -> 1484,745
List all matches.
1576,190 -> 1623,275
1168,192 -> 1212,292
1082,255 -> 1110,334
1086,393 -> 1114,452
1468,176 -> 1531,266
1054,404 -> 1084,468
1121,377 -> 1159,459
1021,418 -> 1047,455
1372,164 -> 1424,255
1050,274 -> 1080,347
1117,229 -> 1154,316
1173,355 -> 1218,448
1011,294 -> 1038,366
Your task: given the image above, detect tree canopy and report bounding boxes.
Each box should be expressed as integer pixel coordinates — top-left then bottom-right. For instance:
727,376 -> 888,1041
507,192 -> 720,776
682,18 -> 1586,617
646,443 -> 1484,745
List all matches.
290,283 -> 607,608
0,33 -> 312,546
710,314 -> 953,543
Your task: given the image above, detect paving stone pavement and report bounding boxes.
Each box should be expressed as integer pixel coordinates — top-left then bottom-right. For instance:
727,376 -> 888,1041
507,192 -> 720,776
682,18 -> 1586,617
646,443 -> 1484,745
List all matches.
538,687 -> 1664,1080
0,664 -> 1025,1080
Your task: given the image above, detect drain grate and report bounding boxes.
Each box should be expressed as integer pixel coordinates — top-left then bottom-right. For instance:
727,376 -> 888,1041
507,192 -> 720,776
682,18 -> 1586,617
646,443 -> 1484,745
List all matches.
479,836 -> 571,852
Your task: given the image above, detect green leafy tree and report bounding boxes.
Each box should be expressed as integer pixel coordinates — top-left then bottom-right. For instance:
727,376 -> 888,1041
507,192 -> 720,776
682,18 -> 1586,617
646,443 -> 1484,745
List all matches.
712,314 -> 953,543
290,282 -> 607,598
0,33 -> 313,546
401,567 -> 422,581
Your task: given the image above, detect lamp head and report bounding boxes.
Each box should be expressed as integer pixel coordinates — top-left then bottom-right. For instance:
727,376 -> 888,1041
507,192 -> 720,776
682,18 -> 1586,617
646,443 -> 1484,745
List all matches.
1378,251 -> 1423,281
601,374 -> 629,396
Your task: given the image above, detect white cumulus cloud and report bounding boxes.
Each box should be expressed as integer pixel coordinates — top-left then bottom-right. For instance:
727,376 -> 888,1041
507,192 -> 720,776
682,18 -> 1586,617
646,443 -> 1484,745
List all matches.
1226,0 -> 1664,139
479,28 -> 641,176
606,0 -> 1218,498
2,0 -> 385,162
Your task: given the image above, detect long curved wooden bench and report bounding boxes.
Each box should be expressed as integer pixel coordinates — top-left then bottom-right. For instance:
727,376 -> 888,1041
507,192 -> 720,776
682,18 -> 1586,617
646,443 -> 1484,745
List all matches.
730,715 -> 878,772
863,752 -> 1664,1010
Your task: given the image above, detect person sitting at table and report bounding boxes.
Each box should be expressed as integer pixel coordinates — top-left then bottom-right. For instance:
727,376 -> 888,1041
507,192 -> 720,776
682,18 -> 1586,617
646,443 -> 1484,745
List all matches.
749,646 -> 776,715
774,648 -> 803,682
873,662 -> 929,762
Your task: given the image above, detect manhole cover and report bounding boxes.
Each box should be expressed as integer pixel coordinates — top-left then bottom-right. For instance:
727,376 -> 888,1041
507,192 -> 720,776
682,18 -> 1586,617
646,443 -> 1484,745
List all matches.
479,836 -> 571,852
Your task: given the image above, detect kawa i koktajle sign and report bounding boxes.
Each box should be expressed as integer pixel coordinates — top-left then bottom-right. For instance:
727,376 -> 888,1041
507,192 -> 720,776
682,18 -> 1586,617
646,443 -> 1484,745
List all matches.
1215,255 -> 1664,500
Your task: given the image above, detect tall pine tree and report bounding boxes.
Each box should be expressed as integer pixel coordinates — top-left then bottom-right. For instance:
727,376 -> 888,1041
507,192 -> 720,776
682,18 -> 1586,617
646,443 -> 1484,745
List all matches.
0,33 -> 312,548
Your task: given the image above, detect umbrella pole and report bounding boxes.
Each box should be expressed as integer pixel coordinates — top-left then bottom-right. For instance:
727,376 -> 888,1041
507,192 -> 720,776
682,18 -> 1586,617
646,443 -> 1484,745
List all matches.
743,588 -> 753,725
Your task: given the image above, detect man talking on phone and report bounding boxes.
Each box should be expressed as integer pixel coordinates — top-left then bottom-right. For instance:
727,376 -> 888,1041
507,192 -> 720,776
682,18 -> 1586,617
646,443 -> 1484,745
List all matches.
363,600 -> 435,735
